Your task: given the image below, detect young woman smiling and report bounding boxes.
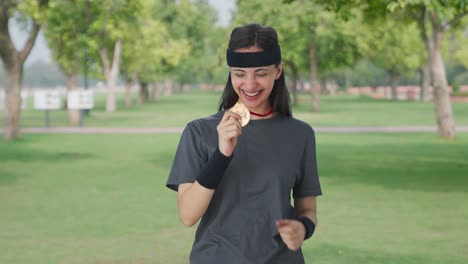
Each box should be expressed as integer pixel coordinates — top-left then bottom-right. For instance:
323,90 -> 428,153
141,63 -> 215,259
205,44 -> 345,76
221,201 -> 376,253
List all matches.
167,23 -> 322,264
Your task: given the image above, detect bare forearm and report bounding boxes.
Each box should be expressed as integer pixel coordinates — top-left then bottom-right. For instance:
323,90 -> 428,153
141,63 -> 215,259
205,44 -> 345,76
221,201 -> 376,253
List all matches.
295,196 -> 318,226
178,182 -> 215,227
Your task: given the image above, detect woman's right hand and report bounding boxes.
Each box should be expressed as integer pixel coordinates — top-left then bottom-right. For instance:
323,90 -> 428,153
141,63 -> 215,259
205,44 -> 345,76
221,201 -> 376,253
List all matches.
217,111 -> 242,157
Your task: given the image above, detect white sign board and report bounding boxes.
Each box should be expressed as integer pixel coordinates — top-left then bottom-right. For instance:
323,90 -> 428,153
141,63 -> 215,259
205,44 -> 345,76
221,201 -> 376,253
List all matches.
21,91 -> 28,109
0,91 -> 28,110
34,90 -> 62,110
67,90 -> 94,110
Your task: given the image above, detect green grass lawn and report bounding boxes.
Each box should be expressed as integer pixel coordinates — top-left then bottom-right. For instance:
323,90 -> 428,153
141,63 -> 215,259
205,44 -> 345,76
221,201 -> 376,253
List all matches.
8,90 -> 468,128
1,133 -> 467,263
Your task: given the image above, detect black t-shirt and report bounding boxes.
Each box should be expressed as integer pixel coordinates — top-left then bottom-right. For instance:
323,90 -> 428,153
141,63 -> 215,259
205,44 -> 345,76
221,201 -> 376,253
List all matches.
167,112 -> 322,264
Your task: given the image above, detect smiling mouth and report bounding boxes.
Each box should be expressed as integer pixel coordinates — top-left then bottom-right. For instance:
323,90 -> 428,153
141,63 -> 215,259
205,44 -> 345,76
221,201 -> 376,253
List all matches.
242,90 -> 262,97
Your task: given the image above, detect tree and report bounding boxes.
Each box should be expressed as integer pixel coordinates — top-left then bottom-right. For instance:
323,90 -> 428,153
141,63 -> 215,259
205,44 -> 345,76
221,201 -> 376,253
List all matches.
366,19 -> 422,100
0,0 -> 49,140
22,60 -> 65,87
234,0 -> 323,109
165,0 -> 220,88
204,26 -> 231,87
398,0 -> 468,138
348,60 -> 387,87
234,0 -> 309,105
120,0 -> 190,105
44,0 -> 88,125
85,0 -> 142,112
0,65 -> 5,82
313,8 -> 368,96
453,28 -> 468,69
432,27 -> 468,96
308,0 -> 468,138
235,0 -> 367,110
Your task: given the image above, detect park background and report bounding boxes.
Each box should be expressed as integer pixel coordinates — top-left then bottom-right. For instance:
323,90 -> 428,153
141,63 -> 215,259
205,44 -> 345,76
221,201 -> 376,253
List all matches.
1,0 -> 468,263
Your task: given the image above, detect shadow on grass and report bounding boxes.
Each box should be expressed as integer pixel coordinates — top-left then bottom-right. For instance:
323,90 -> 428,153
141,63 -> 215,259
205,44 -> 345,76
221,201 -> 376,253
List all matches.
147,151 -> 175,169
305,242 -> 465,264
0,169 -> 21,185
0,146 -> 95,163
0,137 -> 95,165
319,142 -> 468,193
293,95 -> 431,115
0,145 -> 95,186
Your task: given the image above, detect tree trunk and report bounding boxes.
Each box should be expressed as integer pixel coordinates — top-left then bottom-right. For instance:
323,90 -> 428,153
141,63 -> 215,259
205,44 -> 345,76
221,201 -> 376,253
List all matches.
428,18 -> 456,138
320,78 -> 327,95
124,73 -> 137,108
164,79 -> 174,96
3,65 -> 22,140
344,69 -> 351,91
298,79 -> 304,93
99,39 -> 122,113
105,75 -> 116,112
152,82 -> 160,102
419,65 -> 431,101
182,83 -> 191,92
65,72 -> 80,126
0,13 -> 41,140
418,8 -> 456,138
124,79 -> 133,108
174,82 -> 181,93
288,63 -> 299,106
139,82 -> 149,104
329,78 -> 338,96
429,30 -> 456,138
309,41 -> 320,112
389,71 -> 400,101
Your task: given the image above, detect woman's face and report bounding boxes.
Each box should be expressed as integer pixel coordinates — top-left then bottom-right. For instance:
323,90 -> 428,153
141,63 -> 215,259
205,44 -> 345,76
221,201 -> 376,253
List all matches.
230,46 -> 283,112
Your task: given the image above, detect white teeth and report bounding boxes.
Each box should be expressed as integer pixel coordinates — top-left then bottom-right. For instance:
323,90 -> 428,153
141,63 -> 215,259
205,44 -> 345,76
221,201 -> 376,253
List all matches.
244,90 -> 261,97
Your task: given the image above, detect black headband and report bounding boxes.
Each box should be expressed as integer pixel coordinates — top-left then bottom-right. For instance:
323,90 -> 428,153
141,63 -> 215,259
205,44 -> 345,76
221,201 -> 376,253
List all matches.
226,45 -> 281,68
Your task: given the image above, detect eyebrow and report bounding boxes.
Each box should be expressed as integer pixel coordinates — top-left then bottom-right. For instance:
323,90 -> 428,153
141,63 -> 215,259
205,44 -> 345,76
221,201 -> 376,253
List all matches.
231,68 -> 270,72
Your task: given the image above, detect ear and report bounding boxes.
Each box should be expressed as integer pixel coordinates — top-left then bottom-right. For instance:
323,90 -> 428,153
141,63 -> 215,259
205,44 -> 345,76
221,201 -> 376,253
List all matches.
275,63 -> 283,80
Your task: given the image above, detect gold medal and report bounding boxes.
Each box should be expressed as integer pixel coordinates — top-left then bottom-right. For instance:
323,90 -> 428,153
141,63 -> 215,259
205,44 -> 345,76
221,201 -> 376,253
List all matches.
228,102 -> 250,127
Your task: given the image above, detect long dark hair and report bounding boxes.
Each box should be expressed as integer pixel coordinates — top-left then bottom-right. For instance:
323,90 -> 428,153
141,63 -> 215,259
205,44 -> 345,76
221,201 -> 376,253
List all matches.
218,23 -> 292,117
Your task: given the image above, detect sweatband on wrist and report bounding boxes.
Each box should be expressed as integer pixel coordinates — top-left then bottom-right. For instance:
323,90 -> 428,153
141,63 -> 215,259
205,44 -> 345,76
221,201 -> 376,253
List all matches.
196,148 -> 232,189
226,45 -> 281,68
297,216 -> 316,240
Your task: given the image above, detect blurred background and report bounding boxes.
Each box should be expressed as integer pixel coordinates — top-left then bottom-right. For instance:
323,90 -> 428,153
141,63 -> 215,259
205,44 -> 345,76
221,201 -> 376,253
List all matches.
1,0 -> 467,263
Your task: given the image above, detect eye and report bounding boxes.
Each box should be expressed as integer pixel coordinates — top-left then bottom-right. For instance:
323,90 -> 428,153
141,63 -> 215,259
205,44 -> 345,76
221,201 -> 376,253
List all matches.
233,73 -> 245,78
256,73 -> 268,77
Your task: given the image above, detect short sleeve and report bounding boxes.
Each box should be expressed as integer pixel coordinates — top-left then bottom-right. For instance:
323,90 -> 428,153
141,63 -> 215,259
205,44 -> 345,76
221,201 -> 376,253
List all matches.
166,122 -> 207,192
293,128 -> 322,198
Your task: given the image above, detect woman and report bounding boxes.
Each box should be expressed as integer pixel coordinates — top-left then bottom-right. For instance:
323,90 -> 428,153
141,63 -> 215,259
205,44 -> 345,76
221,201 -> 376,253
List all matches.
166,23 -> 322,263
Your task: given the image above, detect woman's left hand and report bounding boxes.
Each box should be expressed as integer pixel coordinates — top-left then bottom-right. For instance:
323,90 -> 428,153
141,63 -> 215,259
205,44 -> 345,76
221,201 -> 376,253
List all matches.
276,219 -> 306,251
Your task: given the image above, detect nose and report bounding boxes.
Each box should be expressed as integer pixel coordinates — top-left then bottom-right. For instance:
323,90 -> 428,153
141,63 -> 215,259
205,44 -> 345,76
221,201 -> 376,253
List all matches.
243,75 -> 258,90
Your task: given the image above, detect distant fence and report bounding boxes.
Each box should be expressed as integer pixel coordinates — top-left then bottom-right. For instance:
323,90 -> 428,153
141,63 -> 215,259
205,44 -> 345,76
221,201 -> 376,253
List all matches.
2,84 -> 468,110
347,85 -> 468,102
0,82 -> 192,110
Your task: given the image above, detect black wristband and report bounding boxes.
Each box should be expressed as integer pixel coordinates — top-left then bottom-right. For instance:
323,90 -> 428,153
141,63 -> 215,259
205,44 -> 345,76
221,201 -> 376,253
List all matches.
297,216 -> 316,240
196,148 -> 232,189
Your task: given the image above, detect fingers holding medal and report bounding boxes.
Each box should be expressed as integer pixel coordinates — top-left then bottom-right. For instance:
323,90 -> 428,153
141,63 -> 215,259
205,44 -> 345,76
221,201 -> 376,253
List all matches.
229,102 -> 250,127
217,102 -> 249,157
